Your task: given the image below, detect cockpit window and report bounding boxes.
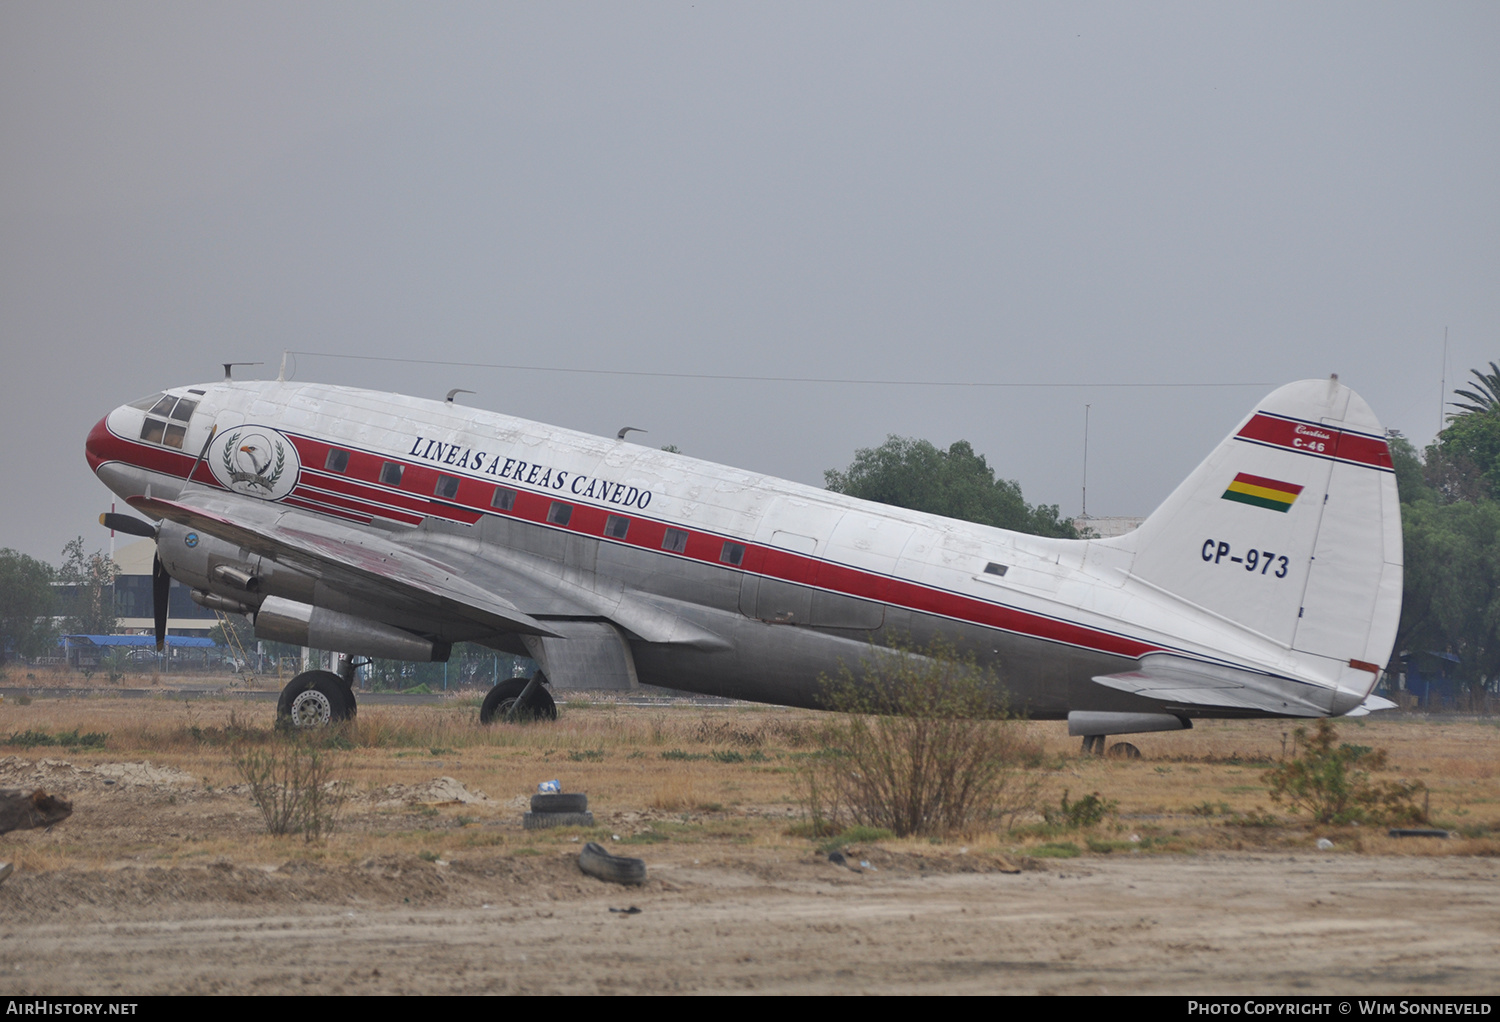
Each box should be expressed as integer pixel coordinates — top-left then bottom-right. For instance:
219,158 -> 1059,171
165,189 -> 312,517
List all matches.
138,393 -> 196,449
128,393 -> 165,411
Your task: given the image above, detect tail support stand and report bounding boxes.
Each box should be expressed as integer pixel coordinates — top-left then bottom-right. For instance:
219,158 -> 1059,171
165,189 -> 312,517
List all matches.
1081,734 -> 1107,756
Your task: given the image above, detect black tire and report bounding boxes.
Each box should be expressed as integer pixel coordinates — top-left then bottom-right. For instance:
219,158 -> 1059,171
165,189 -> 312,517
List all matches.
479,675 -> 557,724
531,792 -> 588,813
1106,742 -> 1142,760
277,670 -> 354,728
577,842 -> 646,885
523,811 -> 595,830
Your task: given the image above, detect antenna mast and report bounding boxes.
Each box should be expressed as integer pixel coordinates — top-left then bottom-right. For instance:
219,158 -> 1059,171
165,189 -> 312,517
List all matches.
1438,326 -> 1448,431
1081,403 -> 1090,520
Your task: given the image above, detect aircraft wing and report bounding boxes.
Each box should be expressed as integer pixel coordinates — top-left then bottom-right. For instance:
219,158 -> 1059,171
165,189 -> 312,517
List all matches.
130,492 -> 730,650
130,493 -> 564,638
1091,653 -> 1345,717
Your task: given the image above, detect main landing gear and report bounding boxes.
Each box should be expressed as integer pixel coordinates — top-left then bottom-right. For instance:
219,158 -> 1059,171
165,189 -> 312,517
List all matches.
480,672 -> 558,724
276,658 -> 360,728
1080,735 -> 1142,759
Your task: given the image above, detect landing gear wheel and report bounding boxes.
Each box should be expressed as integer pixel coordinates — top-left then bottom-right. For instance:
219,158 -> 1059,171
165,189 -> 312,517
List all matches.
480,674 -> 557,724
277,670 -> 355,728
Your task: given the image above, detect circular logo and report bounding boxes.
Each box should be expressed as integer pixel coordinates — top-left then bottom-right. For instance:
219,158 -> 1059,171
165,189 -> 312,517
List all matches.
208,426 -> 301,501
184,533 -> 198,548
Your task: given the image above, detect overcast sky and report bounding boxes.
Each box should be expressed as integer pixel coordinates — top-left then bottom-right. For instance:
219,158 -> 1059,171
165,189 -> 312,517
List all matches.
2,2 -> 1496,563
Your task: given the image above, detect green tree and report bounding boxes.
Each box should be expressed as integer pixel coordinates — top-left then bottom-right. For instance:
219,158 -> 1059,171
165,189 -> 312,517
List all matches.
58,537 -> 118,636
825,436 -> 1076,538
1449,362 -> 1500,416
0,549 -> 59,662
1391,366 -> 1500,704
1427,407 -> 1500,503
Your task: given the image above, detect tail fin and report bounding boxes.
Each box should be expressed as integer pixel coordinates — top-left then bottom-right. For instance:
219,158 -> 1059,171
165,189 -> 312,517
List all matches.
1120,377 -> 1402,687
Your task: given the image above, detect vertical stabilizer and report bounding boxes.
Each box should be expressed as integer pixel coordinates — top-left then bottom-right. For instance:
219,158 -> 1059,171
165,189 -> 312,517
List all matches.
1121,378 -> 1402,689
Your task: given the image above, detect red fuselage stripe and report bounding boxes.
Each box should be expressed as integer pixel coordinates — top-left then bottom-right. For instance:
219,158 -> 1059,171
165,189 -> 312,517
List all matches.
97,422 -> 1172,661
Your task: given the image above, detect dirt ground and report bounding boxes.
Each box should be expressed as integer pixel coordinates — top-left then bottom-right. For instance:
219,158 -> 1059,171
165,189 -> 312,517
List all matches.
0,691 -> 1495,995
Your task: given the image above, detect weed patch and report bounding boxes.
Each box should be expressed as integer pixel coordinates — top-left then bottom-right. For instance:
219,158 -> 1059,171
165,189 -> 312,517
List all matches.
4,728 -> 108,749
1264,720 -> 1428,825
1031,842 -> 1081,858
1044,789 -> 1117,830
817,825 -> 894,853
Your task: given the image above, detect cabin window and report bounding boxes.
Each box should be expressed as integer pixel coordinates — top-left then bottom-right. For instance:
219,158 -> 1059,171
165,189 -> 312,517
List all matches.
605,515 -> 630,540
720,542 -> 745,566
435,475 -> 460,500
380,462 -> 404,486
491,486 -> 517,511
324,449 -> 350,473
662,528 -> 689,553
983,562 -> 1009,577
547,502 -> 573,526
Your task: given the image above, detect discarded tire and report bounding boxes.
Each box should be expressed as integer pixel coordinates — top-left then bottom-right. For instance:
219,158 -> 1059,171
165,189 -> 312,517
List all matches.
531,793 -> 588,813
577,842 -> 646,885
522,811 -> 594,830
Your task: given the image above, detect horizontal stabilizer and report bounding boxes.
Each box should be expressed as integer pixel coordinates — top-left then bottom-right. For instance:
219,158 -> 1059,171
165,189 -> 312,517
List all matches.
1092,653 -> 1345,717
1343,693 -> 1398,717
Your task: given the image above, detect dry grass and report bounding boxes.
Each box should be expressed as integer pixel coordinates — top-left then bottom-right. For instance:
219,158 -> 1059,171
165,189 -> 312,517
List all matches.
0,690 -> 1496,870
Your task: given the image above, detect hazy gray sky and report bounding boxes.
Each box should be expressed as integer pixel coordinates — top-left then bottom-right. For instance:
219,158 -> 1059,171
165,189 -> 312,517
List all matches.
3,2 -> 1496,562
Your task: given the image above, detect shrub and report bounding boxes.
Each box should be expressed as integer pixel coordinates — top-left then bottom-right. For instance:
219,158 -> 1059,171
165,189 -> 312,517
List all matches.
233,739 -> 346,840
1043,789 -> 1117,829
799,639 -> 1040,837
1263,719 -> 1427,825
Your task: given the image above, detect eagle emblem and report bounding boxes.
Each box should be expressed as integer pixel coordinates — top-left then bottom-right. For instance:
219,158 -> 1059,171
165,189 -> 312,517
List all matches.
211,427 -> 299,500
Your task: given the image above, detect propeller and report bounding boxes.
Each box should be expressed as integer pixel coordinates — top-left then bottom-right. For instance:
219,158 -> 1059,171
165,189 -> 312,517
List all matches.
99,512 -> 156,538
99,513 -> 168,649
151,554 -> 171,651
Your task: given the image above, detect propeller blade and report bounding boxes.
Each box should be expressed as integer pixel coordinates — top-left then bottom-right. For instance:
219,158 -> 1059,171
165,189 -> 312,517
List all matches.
100,512 -> 157,538
152,554 -> 171,651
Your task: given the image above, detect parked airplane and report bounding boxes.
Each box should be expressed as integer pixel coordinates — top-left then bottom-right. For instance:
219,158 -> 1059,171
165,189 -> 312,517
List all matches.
85,373 -> 1400,748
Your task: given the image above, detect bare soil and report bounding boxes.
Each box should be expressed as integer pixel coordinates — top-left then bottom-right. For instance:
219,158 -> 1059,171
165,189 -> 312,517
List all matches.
0,692 -> 1495,995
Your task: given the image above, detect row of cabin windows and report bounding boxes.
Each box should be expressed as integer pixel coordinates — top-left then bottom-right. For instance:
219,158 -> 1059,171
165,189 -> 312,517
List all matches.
324,446 -> 746,565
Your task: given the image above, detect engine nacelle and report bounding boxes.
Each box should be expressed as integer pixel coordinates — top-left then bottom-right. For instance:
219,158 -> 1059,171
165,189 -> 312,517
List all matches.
252,596 -> 450,662
157,520 -> 317,607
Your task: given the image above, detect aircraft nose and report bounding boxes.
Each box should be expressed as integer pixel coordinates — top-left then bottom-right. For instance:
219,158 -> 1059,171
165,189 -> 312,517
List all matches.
85,414 -> 112,473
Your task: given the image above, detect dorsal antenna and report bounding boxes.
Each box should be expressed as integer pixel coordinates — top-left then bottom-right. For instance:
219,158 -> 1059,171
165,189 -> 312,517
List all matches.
222,362 -> 262,381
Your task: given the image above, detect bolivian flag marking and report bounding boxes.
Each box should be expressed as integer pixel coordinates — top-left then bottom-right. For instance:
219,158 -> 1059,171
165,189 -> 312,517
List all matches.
1221,472 -> 1303,513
